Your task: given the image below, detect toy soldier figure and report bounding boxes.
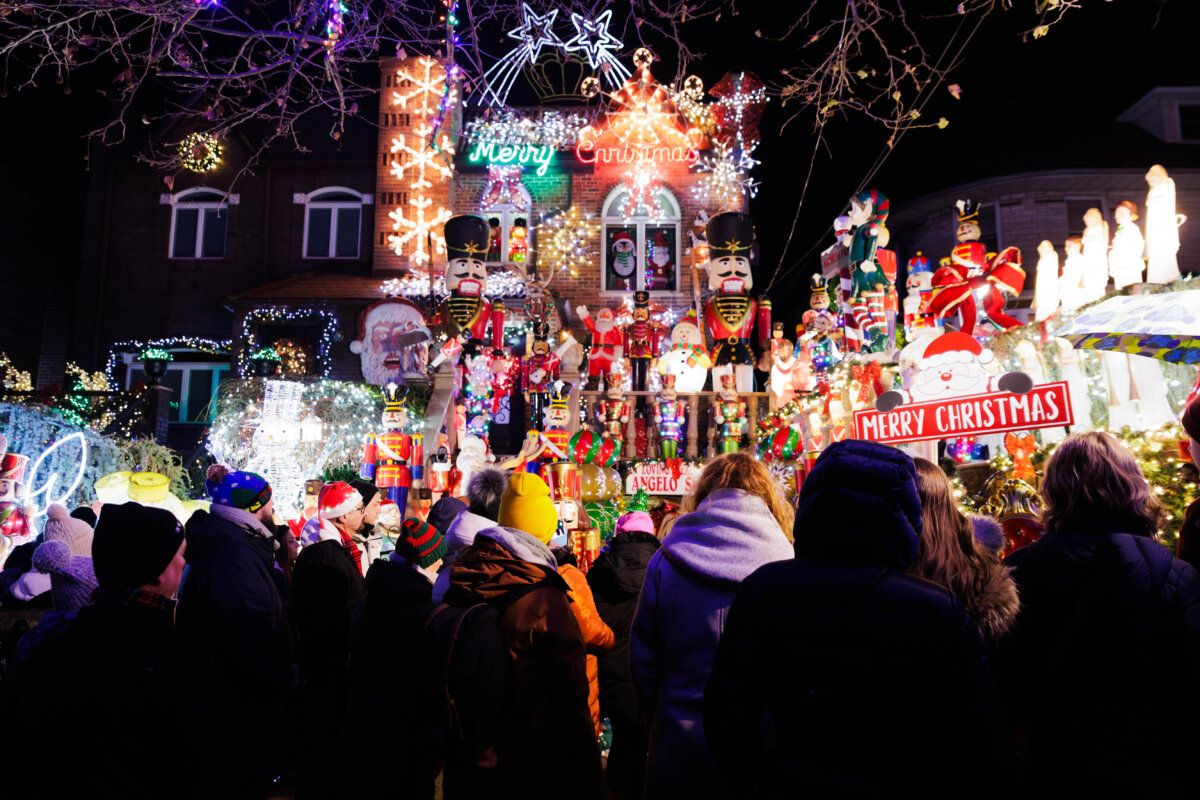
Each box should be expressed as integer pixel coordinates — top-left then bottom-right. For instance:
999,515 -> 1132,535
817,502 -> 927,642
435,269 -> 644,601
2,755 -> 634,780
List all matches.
360,383 -> 421,512
622,290 -> 665,396
704,211 -> 772,392
522,321 -> 576,431
433,214 -> 505,358
654,373 -> 687,461
713,373 -> 748,454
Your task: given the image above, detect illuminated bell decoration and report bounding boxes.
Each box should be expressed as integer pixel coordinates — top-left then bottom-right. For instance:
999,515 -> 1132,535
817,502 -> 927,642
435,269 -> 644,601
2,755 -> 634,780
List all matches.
632,47 -> 654,68
178,132 -> 223,173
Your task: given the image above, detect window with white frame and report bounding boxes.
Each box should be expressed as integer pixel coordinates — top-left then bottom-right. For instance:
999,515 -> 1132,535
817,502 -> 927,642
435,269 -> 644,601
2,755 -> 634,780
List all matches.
601,185 -> 681,292
482,182 -> 532,264
168,188 -> 231,259
299,187 -> 370,259
121,355 -> 230,422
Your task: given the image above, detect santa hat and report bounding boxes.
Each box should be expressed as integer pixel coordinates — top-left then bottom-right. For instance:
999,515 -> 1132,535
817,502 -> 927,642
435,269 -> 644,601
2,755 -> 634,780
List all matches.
319,481 -> 362,520
612,232 -> 634,246
676,309 -> 700,330
920,332 -> 993,369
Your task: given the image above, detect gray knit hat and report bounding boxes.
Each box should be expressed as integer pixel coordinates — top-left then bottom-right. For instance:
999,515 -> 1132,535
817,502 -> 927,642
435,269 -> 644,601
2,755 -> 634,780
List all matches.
33,540 -> 98,613
42,503 -> 94,557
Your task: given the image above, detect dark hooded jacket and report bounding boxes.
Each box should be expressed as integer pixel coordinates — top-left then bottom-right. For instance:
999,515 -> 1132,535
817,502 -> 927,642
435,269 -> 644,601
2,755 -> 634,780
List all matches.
704,440 -> 1009,798
292,537 -> 364,685
445,526 -> 602,800
998,521 -> 1200,793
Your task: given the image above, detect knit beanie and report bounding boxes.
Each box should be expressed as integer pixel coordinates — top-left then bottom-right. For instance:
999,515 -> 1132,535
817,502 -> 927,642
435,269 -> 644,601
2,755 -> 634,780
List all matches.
497,472 -> 559,544
319,481 -> 362,521
42,503 -> 94,557
32,540 -> 98,613
616,511 -> 655,536
428,497 -> 467,538
395,517 -> 447,569
92,502 -> 185,590
205,465 -> 273,513
350,479 -> 380,507
1182,395 -> 1200,444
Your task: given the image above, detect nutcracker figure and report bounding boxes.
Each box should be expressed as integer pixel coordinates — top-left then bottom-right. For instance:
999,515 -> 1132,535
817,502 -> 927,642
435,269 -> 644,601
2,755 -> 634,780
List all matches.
360,382 -> 421,513
809,272 -> 831,311
903,252 -> 942,339
713,374 -> 748,454
0,436 -> 31,550
622,290 -> 665,396
929,199 -> 1025,335
522,321 -> 577,431
654,373 -> 688,461
576,304 -> 625,390
541,460 -> 583,551
844,189 -> 892,353
704,212 -> 772,392
542,380 -> 574,454
433,214 -> 506,358
598,370 -> 632,442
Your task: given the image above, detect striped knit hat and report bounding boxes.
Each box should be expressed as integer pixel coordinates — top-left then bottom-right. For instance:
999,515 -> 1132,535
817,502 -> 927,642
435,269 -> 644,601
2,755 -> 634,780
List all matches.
396,517 -> 447,569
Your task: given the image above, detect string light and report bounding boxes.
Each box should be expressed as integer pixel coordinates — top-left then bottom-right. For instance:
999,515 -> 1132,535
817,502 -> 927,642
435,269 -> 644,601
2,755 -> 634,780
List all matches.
536,206 -> 598,280
692,141 -> 760,209
0,352 -> 33,391
239,307 -> 338,377
463,109 -> 591,149
104,337 -> 232,383
178,132 -> 222,173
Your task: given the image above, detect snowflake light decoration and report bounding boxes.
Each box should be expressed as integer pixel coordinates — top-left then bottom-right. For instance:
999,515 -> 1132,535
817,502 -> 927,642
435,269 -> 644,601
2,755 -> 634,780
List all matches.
692,142 -> 760,209
536,206 -> 598,281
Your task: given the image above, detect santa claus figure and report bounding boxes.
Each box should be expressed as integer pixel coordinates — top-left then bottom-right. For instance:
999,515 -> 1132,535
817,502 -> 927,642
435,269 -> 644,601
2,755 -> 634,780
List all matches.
360,383 -> 421,512
929,199 -> 1025,335
433,214 -> 505,357
769,324 -> 809,409
647,230 -> 675,289
704,211 -> 772,392
656,309 -> 711,393
349,298 -> 431,386
876,332 -> 1033,412
576,304 -> 624,390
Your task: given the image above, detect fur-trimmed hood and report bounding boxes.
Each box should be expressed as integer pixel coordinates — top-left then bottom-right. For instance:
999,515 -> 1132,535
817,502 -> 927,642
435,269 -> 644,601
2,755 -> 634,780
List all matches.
970,556 -> 1020,642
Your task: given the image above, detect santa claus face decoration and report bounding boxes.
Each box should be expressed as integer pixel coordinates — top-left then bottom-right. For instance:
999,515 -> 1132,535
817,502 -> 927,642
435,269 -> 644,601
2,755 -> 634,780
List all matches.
350,299 -> 431,386
594,308 -> 616,333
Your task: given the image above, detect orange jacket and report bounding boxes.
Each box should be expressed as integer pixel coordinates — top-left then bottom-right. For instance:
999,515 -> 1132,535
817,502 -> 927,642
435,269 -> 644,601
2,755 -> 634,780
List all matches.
559,563 -> 616,736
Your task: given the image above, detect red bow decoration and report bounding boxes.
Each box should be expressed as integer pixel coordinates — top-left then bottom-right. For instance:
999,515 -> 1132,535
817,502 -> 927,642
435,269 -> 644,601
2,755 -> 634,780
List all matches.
852,362 -> 885,405
1004,432 -> 1037,484
666,457 -> 683,481
929,244 -> 1026,335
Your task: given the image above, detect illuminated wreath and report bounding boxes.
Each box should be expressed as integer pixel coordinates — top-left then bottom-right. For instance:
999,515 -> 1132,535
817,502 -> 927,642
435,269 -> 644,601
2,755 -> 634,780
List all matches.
179,132 -> 222,173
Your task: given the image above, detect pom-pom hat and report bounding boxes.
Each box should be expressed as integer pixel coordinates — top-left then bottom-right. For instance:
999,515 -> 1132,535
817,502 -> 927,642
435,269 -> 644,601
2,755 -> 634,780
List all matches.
33,540 -> 98,613
42,503 -> 94,557
319,481 -> 362,521
205,464 -> 272,513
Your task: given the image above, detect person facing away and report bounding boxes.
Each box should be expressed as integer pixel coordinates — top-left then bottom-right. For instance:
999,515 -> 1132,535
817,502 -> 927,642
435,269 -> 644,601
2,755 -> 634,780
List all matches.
587,510 -> 661,800
5,502 -> 233,799
997,430 -> 1200,793
704,440 -> 1010,798
910,458 -> 1019,647
446,472 -> 601,800
630,452 -> 795,800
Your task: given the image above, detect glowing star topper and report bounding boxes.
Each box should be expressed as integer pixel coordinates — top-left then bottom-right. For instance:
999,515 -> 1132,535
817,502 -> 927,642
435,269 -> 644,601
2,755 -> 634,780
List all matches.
563,10 -> 630,87
479,4 -> 565,107
510,4 -> 563,62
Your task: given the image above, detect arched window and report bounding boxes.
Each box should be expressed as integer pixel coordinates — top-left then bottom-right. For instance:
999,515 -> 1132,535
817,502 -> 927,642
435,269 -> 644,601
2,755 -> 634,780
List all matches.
601,185 -> 681,292
481,171 -> 533,265
299,187 -> 370,259
169,188 -> 230,259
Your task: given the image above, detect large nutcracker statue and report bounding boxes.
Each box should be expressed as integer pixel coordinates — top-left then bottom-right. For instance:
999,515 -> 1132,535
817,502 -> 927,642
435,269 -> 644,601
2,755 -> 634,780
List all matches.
522,321 -> 576,431
654,373 -> 688,461
704,212 -> 772,392
845,189 -> 893,353
360,383 -> 422,513
713,374 -> 748,454
929,199 -> 1025,335
622,290 -> 666,396
434,214 -> 505,357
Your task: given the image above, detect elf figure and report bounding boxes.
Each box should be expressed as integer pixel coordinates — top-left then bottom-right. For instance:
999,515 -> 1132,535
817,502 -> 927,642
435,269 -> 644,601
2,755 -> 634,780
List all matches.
1109,200 -> 1145,290
509,219 -> 528,263
487,217 -> 502,262
654,373 -> 688,461
360,382 -> 420,512
713,374 -> 748,454
576,304 -> 625,390
598,369 -> 632,444
622,290 -> 665,396
844,189 -> 892,353
542,381 -> 574,454
523,321 -> 576,431
0,436 -> 31,550
433,215 -> 505,358
704,211 -> 772,393
929,199 -> 1025,335
903,252 -> 942,338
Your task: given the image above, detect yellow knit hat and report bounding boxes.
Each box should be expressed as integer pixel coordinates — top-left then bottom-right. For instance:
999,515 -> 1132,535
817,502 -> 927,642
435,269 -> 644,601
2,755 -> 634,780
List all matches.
497,472 -> 559,544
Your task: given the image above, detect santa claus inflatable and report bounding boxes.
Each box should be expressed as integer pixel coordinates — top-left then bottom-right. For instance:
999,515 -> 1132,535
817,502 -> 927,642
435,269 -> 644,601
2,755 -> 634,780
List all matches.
876,332 -> 1032,412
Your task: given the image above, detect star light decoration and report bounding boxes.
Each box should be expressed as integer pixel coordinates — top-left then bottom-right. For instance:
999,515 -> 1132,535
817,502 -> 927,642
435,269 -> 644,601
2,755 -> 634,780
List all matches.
563,10 -> 630,88
535,206 -> 598,282
692,142 -> 760,210
387,57 -> 456,266
479,4 -> 565,107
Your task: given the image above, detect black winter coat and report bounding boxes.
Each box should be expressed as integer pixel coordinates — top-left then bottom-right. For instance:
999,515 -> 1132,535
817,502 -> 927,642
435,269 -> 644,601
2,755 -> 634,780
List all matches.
292,538 -> 364,686
4,592 -> 233,798
999,524 -> 1200,793
704,440 -> 1010,798
587,534 -> 660,724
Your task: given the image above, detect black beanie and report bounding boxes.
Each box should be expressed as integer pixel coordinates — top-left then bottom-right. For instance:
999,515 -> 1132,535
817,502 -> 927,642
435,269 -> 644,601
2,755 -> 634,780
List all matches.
350,479 -> 380,507
93,502 -> 185,590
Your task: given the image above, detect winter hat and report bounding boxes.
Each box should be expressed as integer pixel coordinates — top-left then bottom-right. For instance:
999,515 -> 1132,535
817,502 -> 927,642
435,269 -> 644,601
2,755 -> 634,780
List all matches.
42,503 -> 94,557
920,331 -> 992,368
70,506 -> 98,528
319,481 -> 362,521
350,479 -> 380,507
205,465 -> 273,513
1181,395 -> 1200,444
395,517 -> 447,569
428,496 -> 467,537
467,467 -> 509,520
497,472 -> 558,544
616,511 -> 655,536
92,502 -> 185,590
32,540 -> 98,613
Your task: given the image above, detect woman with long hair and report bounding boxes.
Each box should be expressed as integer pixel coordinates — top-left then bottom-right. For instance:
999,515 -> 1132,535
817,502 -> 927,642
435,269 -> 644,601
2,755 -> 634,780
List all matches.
629,452 -> 793,799
997,431 -> 1200,793
910,459 -> 1018,644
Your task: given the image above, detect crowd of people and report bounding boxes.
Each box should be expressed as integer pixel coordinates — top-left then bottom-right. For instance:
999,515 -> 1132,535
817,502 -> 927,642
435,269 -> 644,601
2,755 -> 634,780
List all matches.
1,396 -> 1199,798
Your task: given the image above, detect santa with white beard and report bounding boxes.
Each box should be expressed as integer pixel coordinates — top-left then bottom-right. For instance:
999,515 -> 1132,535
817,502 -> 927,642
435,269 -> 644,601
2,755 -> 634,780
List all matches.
349,298 -> 431,386
876,332 -> 1032,412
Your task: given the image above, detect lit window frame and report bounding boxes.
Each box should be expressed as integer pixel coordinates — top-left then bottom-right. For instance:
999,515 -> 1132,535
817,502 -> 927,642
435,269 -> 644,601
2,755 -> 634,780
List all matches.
600,184 -> 682,294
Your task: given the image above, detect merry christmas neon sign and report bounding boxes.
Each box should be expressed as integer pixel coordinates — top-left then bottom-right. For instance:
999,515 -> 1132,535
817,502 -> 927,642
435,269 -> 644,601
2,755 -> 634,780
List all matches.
467,141 -> 556,176
574,140 -> 698,166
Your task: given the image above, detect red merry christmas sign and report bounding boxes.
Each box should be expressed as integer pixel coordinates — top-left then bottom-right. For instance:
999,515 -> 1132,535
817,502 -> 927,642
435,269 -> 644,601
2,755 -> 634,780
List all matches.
853,381 -> 1074,444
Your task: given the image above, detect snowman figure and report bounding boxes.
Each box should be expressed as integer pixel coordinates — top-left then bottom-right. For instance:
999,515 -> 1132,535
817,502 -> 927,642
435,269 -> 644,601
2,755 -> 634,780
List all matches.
876,332 -> 1032,411
656,309 -> 711,393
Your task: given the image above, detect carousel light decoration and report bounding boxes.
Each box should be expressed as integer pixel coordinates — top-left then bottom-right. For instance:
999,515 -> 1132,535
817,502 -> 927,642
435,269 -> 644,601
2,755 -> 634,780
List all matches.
535,206 -> 598,280
178,132 -> 222,173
